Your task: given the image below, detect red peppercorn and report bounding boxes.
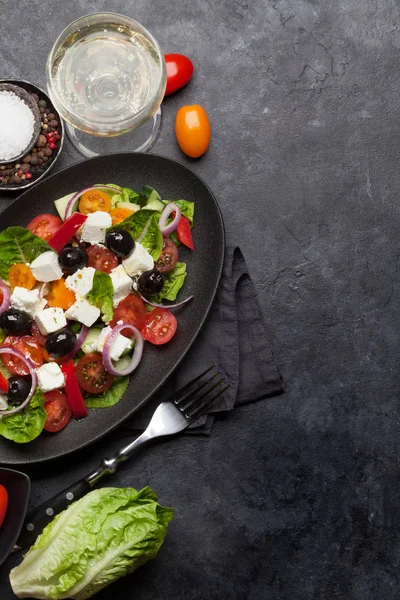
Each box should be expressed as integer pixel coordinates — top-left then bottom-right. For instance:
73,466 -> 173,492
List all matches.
17,170 -> 23,177
25,173 -> 33,180
49,143 -> 56,150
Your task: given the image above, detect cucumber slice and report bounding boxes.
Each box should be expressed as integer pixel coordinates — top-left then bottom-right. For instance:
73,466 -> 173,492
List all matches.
137,185 -> 161,208
115,201 -> 141,212
145,198 -> 164,212
114,354 -> 132,370
54,192 -> 76,221
81,326 -> 103,354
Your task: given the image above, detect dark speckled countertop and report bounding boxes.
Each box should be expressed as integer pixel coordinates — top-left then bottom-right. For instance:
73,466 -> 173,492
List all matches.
1,1 -> 400,598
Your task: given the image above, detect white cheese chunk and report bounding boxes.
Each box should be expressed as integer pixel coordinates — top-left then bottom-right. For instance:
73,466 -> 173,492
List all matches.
122,242 -> 154,278
35,307 -> 67,335
110,264 -> 132,307
10,287 -> 41,316
65,297 -> 100,327
36,363 -> 65,393
65,267 -> 95,298
96,326 -> 132,361
81,211 -> 112,244
30,251 -> 62,282
0,394 -> 8,410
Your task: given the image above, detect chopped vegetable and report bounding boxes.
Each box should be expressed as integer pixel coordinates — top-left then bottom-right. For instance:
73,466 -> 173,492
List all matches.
141,308 -> 177,345
46,278 -> 76,309
79,188 -> 111,215
176,215 -> 195,250
44,390 -> 72,432
0,371 -> 8,393
61,360 -> 88,419
0,484 -> 8,528
26,214 -> 63,242
110,206 -> 134,225
0,227 -> 50,280
87,271 -> 114,323
0,388 -> 45,442
0,280 -> 11,315
47,212 -> 88,252
8,264 -> 36,290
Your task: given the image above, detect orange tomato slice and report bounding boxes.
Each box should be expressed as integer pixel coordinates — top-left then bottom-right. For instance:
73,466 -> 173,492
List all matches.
8,263 -> 37,290
46,279 -> 76,310
110,207 -> 134,225
78,189 -> 111,215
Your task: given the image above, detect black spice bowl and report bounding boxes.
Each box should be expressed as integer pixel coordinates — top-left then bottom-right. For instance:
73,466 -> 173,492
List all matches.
0,468 -> 30,566
0,79 -> 64,192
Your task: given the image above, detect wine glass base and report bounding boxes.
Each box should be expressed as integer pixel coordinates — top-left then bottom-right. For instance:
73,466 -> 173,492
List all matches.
65,107 -> 162,158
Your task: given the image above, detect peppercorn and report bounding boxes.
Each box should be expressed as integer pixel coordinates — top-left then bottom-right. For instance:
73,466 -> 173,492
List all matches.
37,135 -> 47,148
44,148 -> 52,157
38,99 -> 47,108
23,155 -> 31,164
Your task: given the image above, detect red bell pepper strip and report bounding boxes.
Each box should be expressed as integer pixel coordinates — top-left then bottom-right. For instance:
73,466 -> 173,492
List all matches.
176,215 -> 195,250
0,484 -> 8,528
61,359 -> 88,418
48,212 -> 88,252
0,372 -> 8,394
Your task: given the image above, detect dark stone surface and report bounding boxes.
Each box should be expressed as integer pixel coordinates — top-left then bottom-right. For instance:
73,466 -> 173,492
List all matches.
1,0 -> 400,598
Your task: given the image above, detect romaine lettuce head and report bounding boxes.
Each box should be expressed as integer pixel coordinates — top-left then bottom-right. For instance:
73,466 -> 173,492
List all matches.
10,486 -> 173,599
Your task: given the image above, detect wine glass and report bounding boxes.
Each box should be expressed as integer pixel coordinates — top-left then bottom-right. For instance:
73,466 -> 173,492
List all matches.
46,12 -> 166,158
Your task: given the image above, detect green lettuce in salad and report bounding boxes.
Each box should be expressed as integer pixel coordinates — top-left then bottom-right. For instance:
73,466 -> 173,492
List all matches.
164,199 -> 195,224
87,270 -> 114,323
154,262 -> 187,302
113,209 -> 164,260
85,375 -> 129,408
0,226 -> 50,280
0,389 -> 47,443
10,486 -> 174,600
100,183 -> 139,204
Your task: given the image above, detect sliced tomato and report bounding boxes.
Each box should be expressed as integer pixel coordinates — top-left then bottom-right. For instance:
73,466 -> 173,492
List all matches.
78,189 -> 111,215
155,238 -> 179,273
0,484 -> 8,528
8,263 -> 36,290
43,390 -> 72,432
61,360 -> 87,418
31,321 -> 46,347
141,308 -> 177,345
26,214 -> 63,242
176,215 -> 195,250
110,294 -> 147,337
48,212 -> 88,252
110,207 -> 134,225
0,372 -> 8,394
46,279 -> 76,310
76,353 -> 114,394
1,336 -> 44,375
87,244 -> 118,274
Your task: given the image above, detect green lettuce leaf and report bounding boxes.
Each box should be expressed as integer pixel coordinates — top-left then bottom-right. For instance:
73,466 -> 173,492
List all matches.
10,486 -> 174,600
87,271 -> 114,323
0,227 -> 51,280
154,262 -> 187,302
163,199 -> 195,224
85,376 -> 129,408
0,328 -> 5,345
0,389 -> 46,443
100,183 -> 139,204
113,209 -> 163,260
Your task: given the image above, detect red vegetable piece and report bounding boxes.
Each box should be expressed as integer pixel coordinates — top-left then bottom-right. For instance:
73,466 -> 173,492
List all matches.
0,372 -> 8,394
176,215 -> 194,250
0,484 -> 8,528
164,54 -> 194,96
48,212 -> 88,252
61,359 -> 88,419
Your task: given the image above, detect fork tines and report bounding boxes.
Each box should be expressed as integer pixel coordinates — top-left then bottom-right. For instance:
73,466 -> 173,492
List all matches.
173,366 -> 229,421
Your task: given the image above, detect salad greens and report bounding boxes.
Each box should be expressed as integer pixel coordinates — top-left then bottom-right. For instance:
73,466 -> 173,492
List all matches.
113,209 -> 164,260
154,262 -> 187,302
164,199 -> 195,224
10,486 -> 174,600
0,226 -> 50,280
87,271 -> 114,324
85,375 -> 129,408
0,389 -> 46,443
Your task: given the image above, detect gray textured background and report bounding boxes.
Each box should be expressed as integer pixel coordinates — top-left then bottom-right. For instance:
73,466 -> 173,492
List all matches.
1,0 -> 400,598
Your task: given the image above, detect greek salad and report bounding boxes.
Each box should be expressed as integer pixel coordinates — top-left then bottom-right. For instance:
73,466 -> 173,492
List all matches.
0,184 -> 194,443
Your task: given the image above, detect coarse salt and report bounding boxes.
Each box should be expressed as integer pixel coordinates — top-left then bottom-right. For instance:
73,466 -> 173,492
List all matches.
0,91 -> 35,161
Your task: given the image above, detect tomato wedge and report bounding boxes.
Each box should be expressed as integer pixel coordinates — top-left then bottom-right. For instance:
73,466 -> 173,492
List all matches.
1,336 -> 43,375
75,353 -> 114,395
0,372 -> 8,394
26,214 -> 63,241
155,238 -> 179,273
110,207 -> 134,225
48,212 -> 87,252
110,294 -> 147,337
176,215 -> 195,250
79,189 -> 111,215
61,360 -> 88,418
141,308 -> 177,345
46,279 -> 76,310
0,485 -> 8,528
86,244 -> 118,274
44,390 -> 72,433
8,264 -> 36,290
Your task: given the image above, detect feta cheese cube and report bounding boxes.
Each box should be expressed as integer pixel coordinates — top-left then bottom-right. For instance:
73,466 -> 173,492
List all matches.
35,307 -> 67,335
65,297 -> 100,327
110,265 -> 132,307
122,242 -> 154,278
36,363 -> 65,392
65,267 -> 95,298
81,211 -> 112,244
96,326 -> 132,361
0,394 -> 8,410
30,251 -> 62,282
10,287 -> 41,316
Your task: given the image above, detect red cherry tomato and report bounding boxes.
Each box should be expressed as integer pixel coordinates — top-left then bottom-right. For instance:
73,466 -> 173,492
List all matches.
1,336 -> 44,375
155,238 -> 179,273
0,484 -> 8,528
141,308 -> 177,345
110,294 -> 147,337
31,321 -> 46,347
76,352 -> 114,395
43,390 -> 72,433
86,244 -> 118,274
164,53 -> 194,96
175,104 -> 211,158
26,214 -> 63,242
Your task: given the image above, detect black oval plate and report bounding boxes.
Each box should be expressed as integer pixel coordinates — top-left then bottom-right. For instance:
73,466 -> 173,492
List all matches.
0,153 -> 225,465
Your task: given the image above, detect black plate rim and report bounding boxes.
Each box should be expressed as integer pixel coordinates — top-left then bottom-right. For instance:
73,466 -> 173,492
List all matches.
0,152 -> 225,465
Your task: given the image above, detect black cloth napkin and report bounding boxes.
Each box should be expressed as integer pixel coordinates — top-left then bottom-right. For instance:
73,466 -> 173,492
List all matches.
114,246 -> 283,437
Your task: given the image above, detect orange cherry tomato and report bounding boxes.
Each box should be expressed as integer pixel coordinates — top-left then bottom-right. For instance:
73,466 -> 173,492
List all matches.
8,263 -> 37,290
46,278 -> 76,310
175,104 -> 211,158
78,189 -> 111,215
110,207 -> 134,225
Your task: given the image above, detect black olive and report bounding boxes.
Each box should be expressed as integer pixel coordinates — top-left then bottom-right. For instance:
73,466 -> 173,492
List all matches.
0,309 -> 32,335
7,376 -> 32,405
58,246 -> 89,273
138,269 -> 164,296
45,328 -> 77,357
106,228 -> 134,258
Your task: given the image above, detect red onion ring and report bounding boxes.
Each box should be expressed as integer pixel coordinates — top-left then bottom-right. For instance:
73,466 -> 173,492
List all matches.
0,348 -> 37,415
159,203 -> 181,237
65,185 -> 124,220
0,280 -> 11,316
138,291 -> 194,309
63,325 -> 89,360
39,283 -> 50,302
102,322 -> 143,376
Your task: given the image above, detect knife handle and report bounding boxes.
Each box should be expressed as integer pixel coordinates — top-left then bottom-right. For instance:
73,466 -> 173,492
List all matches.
17,478 -> 90,549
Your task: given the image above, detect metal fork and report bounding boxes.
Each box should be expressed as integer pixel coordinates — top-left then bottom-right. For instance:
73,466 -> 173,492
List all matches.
15,366 -> 228,550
